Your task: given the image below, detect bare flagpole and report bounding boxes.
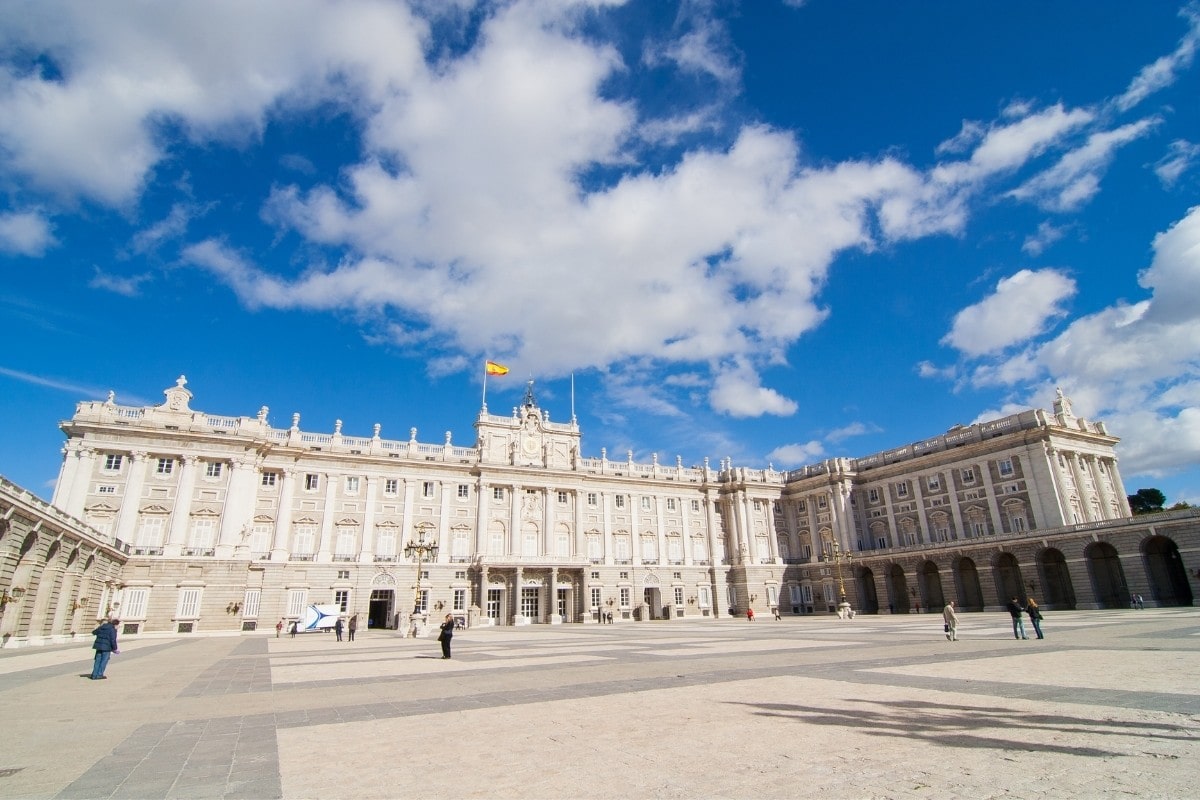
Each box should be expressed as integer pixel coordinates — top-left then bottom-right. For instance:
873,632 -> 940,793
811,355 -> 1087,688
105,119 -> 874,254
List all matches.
571,372 -> 576,423
482,361 -> 489,411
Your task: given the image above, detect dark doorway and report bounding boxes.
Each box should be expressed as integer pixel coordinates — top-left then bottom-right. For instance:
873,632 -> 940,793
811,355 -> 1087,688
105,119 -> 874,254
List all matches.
1143,536 -> 1193,606
888,564 -> 909,613
857,567 -> 879,613
1037,548 -> 1076,609
954,557 -> 984,610
919,561 -> 945,610
1085,542 -> 1129,609
368,589 -> 394,629
994,552 -> 1024,605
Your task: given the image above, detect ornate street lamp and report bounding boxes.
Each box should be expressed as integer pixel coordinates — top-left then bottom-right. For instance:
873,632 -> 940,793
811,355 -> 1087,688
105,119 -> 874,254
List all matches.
823,540 -> 854,618
404,522 -> 438,617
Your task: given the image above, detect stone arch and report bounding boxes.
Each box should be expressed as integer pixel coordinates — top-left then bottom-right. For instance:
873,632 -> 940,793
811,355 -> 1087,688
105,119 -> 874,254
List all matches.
992,551 -> 1025,606
919,560 -> 946,610
856,566 -> 879,613
1036,547 -> 1076,609
887,563 -> 909,613
1084,541 -> 1128,609
1142,535 -> 1193,607
953,556 -> 984,611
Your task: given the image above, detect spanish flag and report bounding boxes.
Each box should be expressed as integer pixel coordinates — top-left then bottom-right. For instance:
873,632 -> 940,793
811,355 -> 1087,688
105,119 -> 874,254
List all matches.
485,360 -> 509,376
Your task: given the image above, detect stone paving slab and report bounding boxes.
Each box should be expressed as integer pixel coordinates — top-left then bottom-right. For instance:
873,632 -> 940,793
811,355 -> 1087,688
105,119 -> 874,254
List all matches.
0,609 -> 1195,799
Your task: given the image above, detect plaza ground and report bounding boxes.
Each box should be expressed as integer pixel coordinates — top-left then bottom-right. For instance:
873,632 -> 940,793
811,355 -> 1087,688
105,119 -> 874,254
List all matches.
0,609 -> 1197,799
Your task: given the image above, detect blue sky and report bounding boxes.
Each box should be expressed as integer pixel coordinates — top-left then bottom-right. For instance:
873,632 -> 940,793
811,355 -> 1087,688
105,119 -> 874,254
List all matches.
2,1 -> 1199,506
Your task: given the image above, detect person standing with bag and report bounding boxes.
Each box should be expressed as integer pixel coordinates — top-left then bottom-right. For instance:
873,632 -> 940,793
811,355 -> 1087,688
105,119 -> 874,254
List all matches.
437,613 -> 455,659
1026,598 -> 1045,639
90,618 -> 120,680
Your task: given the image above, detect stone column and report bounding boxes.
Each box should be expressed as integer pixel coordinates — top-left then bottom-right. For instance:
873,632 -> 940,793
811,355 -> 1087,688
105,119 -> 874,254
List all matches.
113,451 -> 148,545
739,492 -> 756,564
543,487 -> 554,556
437,480 -> 451,564
602,491 -> 613,564
764,499 -> 781,563
217,458 -> 256,558
681,496 -> 693,566
164,455 -> 199,557
271,469 -> 296,560
1068,451 -> 1094,521
550,566 -> 561,623
910,474 -> 930,543
980,463 -> 1005,535
514,566 -> 524,624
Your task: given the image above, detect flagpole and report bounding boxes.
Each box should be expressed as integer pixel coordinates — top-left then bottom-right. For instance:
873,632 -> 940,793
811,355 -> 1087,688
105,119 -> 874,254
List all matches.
482,362 -> 488,411
571,372 -> 576,424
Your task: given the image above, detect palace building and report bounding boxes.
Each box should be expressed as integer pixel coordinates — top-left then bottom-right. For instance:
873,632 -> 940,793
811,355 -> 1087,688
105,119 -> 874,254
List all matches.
0,376 -> 1195,646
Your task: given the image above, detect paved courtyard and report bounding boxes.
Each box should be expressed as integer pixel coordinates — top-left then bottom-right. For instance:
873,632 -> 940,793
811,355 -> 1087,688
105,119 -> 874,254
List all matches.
0,608 -> 1197,799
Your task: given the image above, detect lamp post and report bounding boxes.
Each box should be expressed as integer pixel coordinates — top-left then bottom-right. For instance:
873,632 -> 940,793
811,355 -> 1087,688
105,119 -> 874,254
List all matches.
404,522 -> 439,626
823,540 -> 854,618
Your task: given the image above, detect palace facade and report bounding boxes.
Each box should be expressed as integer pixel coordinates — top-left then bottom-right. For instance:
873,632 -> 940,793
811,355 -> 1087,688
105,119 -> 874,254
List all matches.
0,377 -> 1195,646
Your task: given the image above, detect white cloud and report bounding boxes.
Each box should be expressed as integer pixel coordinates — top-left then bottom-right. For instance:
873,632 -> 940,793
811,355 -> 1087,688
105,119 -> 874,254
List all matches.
1008,119 -> 1158,211
0,210 -> 55,255
89,267 -> 151,297
1154,139 -> 1200,188
1114,4 -> 1200,112
942,269 -> 1077,357
765,440 -> 825,467
1022,220 -> 1069,257
709,362 -> 798,418
825,421 -> 880,443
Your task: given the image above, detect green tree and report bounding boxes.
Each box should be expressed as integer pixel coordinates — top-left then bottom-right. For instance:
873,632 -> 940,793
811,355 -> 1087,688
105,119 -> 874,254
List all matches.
1128,488 -> 1167,515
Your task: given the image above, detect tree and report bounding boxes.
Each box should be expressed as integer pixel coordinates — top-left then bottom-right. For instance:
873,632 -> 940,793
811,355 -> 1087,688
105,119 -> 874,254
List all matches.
1128,488 -> 1167,515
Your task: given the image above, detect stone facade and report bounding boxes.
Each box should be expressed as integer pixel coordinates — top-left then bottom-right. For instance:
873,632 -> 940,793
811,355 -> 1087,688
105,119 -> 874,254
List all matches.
0,377 -> 1193,646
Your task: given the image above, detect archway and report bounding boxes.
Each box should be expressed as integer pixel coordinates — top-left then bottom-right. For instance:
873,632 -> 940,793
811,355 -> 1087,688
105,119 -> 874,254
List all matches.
1143,536 -> 1193,607
1036,548 -> 1076,609
887,564 -> 909,613
856,567 -> 879,613
1085,542 -> 1129,609
919,561 -> 945,610
993,552 -> 1025,606
953,557 -> 985,610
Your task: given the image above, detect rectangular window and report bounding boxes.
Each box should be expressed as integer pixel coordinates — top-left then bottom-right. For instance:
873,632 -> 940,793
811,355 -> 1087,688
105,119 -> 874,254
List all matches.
961,468 -> 975,483
998,459 -> 1014,477
798,500 -> 807,512
334,590 -> 349,613
877,536 -> 887,549
674,587 -> 684,606
261,472 -> 277,488
587,492 -> 598,507
868,488 -> 879,503
304,473 -> 320,491
97,484 -> 117,494
590,587 -> 601,609
615,495 -> 626,509
558,490 -> 568,504
698,585 -> 711,608
458,484 -> 470,499
104,454 -> 123,471
753,500 -> 762,512
335,526 -> 357,557
375,526 -> 397,556
177,588 -> 202,618
243,589 -> 261,619
345,476 -> 360,494
422,481 -> 434,498
641,497 -> 651,511
619,587 -> 631,607
801,544 -> 812,560
286,589 -> 307,618
205,462 -> 222,478
188,519 -> 215,550
156,458 -> 174,475
817,496 -> 827,509
666,498 -> 677,512
453,588 -> 466,611
416,589 -> 429,613
928,474 -> 941,492
896,482 -> 909,498
293,524 -> 316,555
493,486 -> 505,501
135,516 -> 165,547
384,479 -> 398,495
249,524 -> 271,555
691,499 -> 700,513
452,530 -> 470,560
123,588 -> 149,619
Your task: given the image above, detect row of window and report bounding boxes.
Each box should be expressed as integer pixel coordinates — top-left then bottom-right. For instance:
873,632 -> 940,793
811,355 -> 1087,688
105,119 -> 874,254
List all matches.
863,460 -> 1017,505
102,454 -> 225,478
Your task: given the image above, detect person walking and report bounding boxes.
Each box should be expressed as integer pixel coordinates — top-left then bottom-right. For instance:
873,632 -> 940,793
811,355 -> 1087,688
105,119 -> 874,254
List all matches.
348,614 -> 357,642
1026,598 -> 1045,639
437,613 -> 455,659
772,607 -> 782,621
90,618 -> 120,680
1006,597 -> 1028,639
275,619 -> 283,638
942,600 -> 959,641
334,617 -> 344,642
289,620 -> 298,638
746,607 -> 755,622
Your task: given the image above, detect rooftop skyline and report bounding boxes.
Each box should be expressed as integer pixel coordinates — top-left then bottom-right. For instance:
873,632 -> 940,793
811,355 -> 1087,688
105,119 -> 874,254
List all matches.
1,1 -> 1198,505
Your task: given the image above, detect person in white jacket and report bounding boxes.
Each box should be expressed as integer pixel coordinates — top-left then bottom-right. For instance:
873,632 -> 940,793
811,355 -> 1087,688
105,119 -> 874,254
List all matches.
943,601 -> 959,641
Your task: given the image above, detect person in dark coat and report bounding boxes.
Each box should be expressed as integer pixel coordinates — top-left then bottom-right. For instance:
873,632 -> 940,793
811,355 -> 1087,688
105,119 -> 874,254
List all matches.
437,613 -> 455,659
1006,597 -> 1028,640
90,618 -> 120,680
335,617 -> 344,642
348,614 -> 358,642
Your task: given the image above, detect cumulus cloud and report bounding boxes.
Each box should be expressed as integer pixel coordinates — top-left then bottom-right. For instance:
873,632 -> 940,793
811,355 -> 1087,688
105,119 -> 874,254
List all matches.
765,440 -> 825,467
709,361 -> 798,418
0,210 -> 55,255
942,269 -> 1077,357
